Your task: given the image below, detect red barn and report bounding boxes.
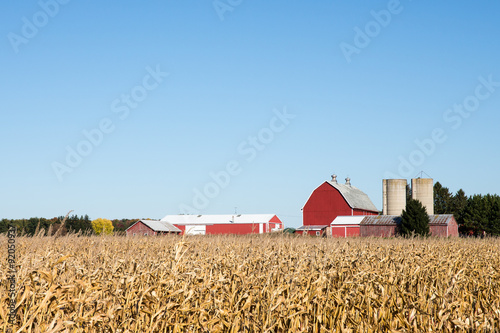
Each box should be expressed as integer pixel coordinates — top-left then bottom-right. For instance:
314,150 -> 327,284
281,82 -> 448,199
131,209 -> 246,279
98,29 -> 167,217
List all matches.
360,214 -> 459,237
360,215 -> 400,237
126,220 -> 182,236
428,215 -> 459,237
302,175 -> 379,230
329,215 -> 366,238
295,225 -> 327,236
161,214 -> 283,235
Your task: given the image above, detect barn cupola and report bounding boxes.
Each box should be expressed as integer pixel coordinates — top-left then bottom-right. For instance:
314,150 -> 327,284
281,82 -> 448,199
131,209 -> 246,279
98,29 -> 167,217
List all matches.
331,174 -> 338,183
345,177 -> 351,186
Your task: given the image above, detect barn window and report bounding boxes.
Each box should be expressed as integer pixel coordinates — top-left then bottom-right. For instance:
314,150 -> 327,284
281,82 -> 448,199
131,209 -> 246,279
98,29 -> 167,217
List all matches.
316,231 -> 320,236
144,233 -> 148,236
133,233 -> 136,236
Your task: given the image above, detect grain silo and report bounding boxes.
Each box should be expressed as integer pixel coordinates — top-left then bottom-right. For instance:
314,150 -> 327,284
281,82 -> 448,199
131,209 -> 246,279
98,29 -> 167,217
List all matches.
382,179 -> 407,215
411,178 -> 434,215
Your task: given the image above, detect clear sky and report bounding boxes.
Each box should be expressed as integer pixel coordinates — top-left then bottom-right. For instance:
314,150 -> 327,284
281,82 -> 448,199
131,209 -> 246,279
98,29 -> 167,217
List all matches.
1,1 -> 500,228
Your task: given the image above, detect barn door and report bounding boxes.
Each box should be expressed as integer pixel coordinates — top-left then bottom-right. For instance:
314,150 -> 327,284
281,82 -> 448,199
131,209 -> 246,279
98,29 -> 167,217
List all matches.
185,225 -> 206,235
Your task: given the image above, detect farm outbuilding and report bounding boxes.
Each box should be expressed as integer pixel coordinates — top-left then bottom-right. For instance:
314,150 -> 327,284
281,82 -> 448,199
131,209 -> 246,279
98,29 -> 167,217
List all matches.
359,214 -> 459,237
360,215 -> 401,237
161,214 -> 283,235
126,220 -> 182,236
329,215 -> 366,238
428,215 -> 459,237
295,225 -> 327,236
302,175 -> 379,230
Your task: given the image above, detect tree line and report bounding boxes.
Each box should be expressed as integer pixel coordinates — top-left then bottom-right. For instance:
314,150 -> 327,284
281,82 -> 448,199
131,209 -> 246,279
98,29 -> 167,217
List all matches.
2,181 -> 499,237
0,215 -> 140,236
434,182 -> 500,236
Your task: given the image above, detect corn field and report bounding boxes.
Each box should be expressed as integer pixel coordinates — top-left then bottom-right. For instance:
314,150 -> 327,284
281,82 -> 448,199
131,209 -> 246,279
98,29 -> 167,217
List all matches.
1,234 -> 499,332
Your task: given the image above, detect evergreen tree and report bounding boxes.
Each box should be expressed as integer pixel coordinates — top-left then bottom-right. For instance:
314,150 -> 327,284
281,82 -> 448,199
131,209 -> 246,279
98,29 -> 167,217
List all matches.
459,194 -> 489,236
0,219 -> 9,233
400,198 -> 430,237
434,182 -> 452,214
83,214 -> 92,230
25,218 -> 51,236
488,195 -> 500,236
451,189 -> 468,222
64,214 -> 92,233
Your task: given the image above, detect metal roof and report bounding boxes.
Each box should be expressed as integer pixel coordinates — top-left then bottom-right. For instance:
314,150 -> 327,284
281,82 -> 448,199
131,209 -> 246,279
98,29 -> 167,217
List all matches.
428,214 -> 455,225
361,214 -> 455,226
361,215 -> 401,225
161,214 -> 278,225
129,220 -> 182,233
326,181 -> 379,212
331,215 -> 366,225
296,225 -> 327,231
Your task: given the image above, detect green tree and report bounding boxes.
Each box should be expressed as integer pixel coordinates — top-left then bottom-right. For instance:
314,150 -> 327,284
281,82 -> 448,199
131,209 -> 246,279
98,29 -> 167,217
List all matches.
0,219 -> 10,233
460,194 -> 500,236
65,214 -> 92,233
400,198 -> 430,237
25,218 -> 51,236
451,189 -> 468,222
488,195 -> 500,235
459,195 -> 488,236
91,218 -> 114,235
434,182 -> 452,214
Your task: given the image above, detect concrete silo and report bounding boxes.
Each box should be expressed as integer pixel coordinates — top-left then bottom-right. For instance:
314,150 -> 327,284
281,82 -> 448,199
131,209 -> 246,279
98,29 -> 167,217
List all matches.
411,178 -> 434,215
382,179 -> 407,215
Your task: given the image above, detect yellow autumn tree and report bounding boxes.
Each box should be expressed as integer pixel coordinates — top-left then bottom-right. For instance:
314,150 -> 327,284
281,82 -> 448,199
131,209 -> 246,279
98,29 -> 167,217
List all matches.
91,218 -> 114,235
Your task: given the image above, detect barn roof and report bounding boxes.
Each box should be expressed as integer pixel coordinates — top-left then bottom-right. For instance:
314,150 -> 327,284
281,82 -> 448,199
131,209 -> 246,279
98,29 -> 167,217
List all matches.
361,214 -> 455,226
161,214 -> 278,225
361,215 -> 402,225
326,181 -> 379,212
296,225 -> 327,231
428,214 -> 455,225
331,215 -> 366,225
128,220 -> 182,233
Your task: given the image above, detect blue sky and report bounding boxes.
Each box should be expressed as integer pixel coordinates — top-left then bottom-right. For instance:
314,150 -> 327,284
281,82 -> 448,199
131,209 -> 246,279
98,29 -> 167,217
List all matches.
1,1 -> 500,228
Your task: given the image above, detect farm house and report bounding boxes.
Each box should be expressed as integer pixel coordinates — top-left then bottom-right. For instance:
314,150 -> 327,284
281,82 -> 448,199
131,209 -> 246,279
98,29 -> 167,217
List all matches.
161,214 -> 283,235
301,175 -> 379,232
126,220 -> 182,236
